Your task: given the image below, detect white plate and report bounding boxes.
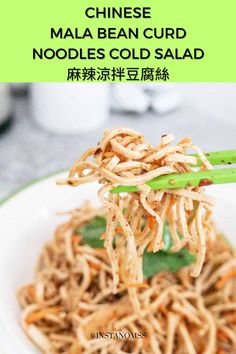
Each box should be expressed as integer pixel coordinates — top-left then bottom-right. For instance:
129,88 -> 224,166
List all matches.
0,172 -> 235,354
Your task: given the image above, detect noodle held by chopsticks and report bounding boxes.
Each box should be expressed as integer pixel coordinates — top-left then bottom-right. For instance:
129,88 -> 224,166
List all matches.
58,128 -> 214,305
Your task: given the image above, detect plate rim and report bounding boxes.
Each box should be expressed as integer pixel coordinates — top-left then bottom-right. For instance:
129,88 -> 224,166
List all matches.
0,169 -> 67,208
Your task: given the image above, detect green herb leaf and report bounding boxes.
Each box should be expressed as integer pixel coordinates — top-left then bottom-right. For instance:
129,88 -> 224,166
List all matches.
76,216 -> 106,248
76,216 -> 195,277
142,249 -> 195,278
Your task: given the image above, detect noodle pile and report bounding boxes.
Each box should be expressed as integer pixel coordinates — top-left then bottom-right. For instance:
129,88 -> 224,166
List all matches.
57,128 -> 214,310
18,205 -> 236,353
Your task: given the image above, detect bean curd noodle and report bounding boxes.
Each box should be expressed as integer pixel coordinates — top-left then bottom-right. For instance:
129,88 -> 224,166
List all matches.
18,128 -> 236,353
58,127 -> 214,311
18,205 -> 236,353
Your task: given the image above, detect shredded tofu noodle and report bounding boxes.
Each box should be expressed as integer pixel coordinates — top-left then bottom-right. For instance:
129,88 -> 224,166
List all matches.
18,205 -> 236,353
58,128 -> 214,308
17,128 -> 236,353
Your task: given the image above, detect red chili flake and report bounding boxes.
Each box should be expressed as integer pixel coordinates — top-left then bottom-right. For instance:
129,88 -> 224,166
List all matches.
199,179 -> 213,186
94,147 -> 102,155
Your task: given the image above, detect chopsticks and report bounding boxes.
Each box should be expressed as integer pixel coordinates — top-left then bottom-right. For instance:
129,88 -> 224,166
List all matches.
190,149 -> 236,167
111,150 -> 236,193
